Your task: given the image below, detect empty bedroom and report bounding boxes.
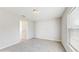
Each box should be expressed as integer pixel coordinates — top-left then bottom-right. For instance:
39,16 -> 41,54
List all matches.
0,7 -> 79,52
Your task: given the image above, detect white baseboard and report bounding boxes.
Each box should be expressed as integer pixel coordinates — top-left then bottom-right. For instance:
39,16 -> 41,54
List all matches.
61,41 -> 77,52
0,40 -> 20,50
34,38 -> 61,42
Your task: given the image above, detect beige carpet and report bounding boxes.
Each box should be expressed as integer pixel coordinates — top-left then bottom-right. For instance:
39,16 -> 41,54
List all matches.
0,39 -> 66,52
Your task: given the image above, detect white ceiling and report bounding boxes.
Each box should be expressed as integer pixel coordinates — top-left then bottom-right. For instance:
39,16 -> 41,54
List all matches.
0,7 -> 66,21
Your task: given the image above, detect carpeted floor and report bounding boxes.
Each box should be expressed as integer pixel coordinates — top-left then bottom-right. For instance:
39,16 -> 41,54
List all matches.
0,39 -> 66,52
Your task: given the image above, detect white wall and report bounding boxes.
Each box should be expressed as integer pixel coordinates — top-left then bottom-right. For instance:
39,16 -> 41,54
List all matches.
35,19 -> 61,41
61,9 -> 68,51
27,21 -> 35,39
0,10 -> 20,49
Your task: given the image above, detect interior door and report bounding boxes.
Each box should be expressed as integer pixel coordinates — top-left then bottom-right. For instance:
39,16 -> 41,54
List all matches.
20,19 -> 28,41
